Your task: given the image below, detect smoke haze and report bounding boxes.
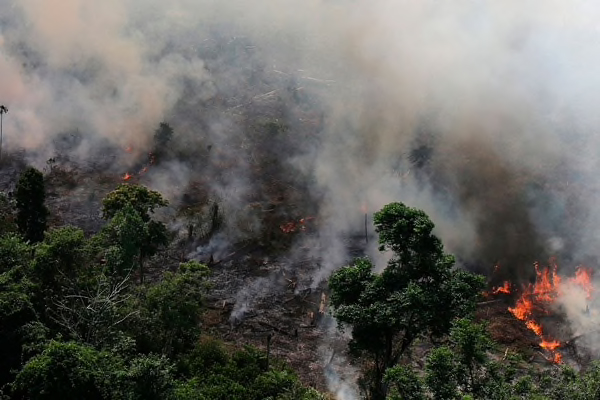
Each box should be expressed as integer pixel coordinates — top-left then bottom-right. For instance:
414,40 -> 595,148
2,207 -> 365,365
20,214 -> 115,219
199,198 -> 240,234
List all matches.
5,0 -> 600,395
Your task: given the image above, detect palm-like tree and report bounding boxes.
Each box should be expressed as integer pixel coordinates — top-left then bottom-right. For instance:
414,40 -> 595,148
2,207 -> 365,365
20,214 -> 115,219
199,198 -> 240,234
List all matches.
0,105 -> 8,161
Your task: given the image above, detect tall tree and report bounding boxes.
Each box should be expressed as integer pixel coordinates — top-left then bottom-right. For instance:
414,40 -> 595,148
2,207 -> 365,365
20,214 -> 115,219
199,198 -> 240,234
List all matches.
15,167 -> 49,243
101,184 -> 169,283
102,184 -> 167,223
124,261 -> 210,356
0,254 -> 36,386
329,202 -> 484,400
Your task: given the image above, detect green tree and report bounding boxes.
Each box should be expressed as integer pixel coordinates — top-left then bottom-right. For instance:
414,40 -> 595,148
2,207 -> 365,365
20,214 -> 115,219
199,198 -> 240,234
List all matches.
425,346 -> 459,400
177,340 -> 322,400
125,261 -> 210,356
32,227 -> 86,293
0,233 -> 31,274
126,354 -> 175,400
384,365 -> 426,400
449,319 -> 493,396
0,264 -> 37,387
101,184 -> 169,283
0,191 -> 16,234
11,341 -> 118,400
102,184 -> 168,222
329,203 -> 484,400
97,205 -> 146,277
15,167 -> 49,243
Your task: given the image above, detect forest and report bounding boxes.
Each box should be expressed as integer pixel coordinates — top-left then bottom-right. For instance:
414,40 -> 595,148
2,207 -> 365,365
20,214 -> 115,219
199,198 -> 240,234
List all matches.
1,163 -> 600,399
4,1 -> 600,399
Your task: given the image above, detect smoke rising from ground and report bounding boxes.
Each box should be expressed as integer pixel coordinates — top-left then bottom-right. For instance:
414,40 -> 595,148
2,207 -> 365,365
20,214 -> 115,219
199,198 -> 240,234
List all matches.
2,0 -> 599,266
5,0 -> 600,395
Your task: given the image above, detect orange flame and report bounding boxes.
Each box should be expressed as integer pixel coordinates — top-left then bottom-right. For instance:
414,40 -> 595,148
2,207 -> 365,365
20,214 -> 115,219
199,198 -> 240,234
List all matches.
552,352 -> 563,364
506,261 -> 595,364
121,152 -> 155,181
492,281 -> 511,295
526,321 -> 543,336
508,295 -> 535,321
540,339 -> 561,352
531,261 -> 561,301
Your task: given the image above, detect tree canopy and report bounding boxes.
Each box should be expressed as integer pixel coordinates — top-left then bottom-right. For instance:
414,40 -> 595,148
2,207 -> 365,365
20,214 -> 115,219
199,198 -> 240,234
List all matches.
329,202 -> 485,399
102,183 -> 168,222
101,184 -> 170,283
0,182 -> 324,400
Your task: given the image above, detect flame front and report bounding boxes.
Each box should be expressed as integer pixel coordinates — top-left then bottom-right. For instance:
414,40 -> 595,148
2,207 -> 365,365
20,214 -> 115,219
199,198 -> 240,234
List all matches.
503,262 -> 594,364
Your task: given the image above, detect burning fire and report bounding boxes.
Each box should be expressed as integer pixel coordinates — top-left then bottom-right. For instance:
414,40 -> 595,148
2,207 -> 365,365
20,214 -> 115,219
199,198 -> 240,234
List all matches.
492,281 -> 511,294
121,150 -> 155,181
280,216 -> 315,233
498,261 -> 594,364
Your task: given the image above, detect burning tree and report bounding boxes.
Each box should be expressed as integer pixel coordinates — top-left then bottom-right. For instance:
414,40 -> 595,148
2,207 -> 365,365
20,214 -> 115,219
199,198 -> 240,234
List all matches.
329,202 -> 485,400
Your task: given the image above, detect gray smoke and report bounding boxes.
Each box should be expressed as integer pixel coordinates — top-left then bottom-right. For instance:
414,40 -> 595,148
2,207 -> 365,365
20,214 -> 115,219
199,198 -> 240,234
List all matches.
6,0 -> 600,396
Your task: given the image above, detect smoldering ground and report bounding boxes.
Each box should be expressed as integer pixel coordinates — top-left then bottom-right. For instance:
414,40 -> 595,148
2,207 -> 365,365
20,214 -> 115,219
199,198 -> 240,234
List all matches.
5,0 -> 600,396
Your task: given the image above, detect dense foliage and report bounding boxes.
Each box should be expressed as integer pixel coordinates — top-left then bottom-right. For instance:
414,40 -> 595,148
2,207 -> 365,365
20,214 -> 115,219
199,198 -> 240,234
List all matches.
101,184 -> 170,283
330,202 -> 600,400
4,170 -> 600,400
330,202 -> 485,399
0,180 -> 323,400
383,318 -> 600,400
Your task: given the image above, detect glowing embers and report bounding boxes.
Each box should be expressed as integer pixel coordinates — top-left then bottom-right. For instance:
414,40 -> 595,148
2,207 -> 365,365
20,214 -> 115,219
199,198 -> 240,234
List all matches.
502,262 -> 594,364
279,216 -> 316,233
121,147 -> 155,181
